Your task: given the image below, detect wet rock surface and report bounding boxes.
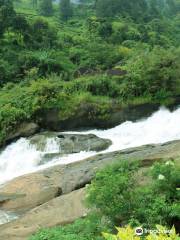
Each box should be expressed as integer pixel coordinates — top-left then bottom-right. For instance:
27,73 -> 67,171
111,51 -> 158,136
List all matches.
29,132 -> 112,154
0,188 -> 87,240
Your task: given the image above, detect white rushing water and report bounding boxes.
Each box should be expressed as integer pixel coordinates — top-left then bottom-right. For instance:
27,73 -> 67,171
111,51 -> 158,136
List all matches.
0,107 -> 180,185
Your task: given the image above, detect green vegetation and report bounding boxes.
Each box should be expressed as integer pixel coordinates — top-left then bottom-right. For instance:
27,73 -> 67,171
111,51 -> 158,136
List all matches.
30,160 -> 180,239
60,0 -> 73,21
86,160 -> 180,228
38,0 -> 53,16
0,76 -> 115,143
0,1 -> 180,236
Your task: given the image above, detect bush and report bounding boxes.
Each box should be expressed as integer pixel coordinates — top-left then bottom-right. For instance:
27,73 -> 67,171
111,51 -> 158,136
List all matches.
86,160 -> 180,228
119,47 -> 180,100
86,161 -> 139,224
18,50 -> 75,80
28,18 -> 57,49
64,75 -> 121,98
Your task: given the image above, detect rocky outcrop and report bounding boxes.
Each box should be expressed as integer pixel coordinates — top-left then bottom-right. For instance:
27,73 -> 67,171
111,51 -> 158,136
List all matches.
29,132 -> 112,154
0,172 -> 62,212
4,122 -> 39,146
0,210 -> 18,226
39,103 -> 161,131
58,140 -> 180,193
37,97 -> 179,131
0,188 -> 87,240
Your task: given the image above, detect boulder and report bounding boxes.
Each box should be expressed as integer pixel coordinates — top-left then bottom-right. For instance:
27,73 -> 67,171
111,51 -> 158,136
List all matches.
5,123 -> 39,145
0,188 -> 87,240
29,132 -> 112,154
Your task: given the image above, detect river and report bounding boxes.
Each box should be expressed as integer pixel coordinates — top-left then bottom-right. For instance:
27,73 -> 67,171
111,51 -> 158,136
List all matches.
0,106 -> 180,185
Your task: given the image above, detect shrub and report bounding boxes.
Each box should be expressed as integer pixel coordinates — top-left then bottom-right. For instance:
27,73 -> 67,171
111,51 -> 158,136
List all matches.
86,161 -> 139,224
119,47 -> 180,100
64,75 -> 121,98
18,50 -> 75,80
86,160 -> 180,229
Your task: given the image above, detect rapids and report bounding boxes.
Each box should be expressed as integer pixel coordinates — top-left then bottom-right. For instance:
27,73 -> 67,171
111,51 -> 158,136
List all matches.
0,107 -> 180,185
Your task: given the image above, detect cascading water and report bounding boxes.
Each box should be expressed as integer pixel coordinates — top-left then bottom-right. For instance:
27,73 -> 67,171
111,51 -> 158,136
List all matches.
0,107 -> 180,185
89,106 -> 180,152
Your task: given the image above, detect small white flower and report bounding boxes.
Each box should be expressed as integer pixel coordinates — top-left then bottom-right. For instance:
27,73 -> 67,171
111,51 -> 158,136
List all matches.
158,174 -> 165,180
165,161 -> 174,166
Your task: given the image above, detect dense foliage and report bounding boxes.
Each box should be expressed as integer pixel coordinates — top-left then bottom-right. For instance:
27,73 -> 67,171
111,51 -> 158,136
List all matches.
30,160 -> 180,240
86,160 -> 180,228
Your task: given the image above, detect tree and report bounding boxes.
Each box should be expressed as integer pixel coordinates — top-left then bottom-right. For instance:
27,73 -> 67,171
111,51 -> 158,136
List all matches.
39,0 -> 53,16
148,0 -> 161,19
31,0 -> 38,9
95,0 -> 120,18
60,0 -> 73,21
0,0 -> 16,37
95,0 -> 148,20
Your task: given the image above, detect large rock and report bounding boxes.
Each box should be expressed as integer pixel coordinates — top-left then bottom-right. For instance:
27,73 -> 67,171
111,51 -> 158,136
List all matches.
0,172 -> 62,213
39,103 -> 160,131
38,98 -> 180,131
0,188 -> 87,240
58,140 -> 180,193
4,123 -> 39,146
1,140 -> 180,213
29,132 -> 112,155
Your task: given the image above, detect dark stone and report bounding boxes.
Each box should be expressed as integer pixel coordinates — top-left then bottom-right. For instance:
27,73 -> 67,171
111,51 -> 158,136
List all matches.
107,68 -> 127,76
39,102 -> 160,131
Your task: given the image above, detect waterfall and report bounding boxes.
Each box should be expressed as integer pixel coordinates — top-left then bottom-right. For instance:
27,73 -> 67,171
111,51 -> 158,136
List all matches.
0,107 -> 180,185
0,137 -> 60,184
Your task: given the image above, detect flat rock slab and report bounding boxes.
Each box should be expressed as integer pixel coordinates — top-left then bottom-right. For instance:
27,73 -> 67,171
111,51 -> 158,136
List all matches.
0,188 -> 87,240
0,172 -> 62,213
